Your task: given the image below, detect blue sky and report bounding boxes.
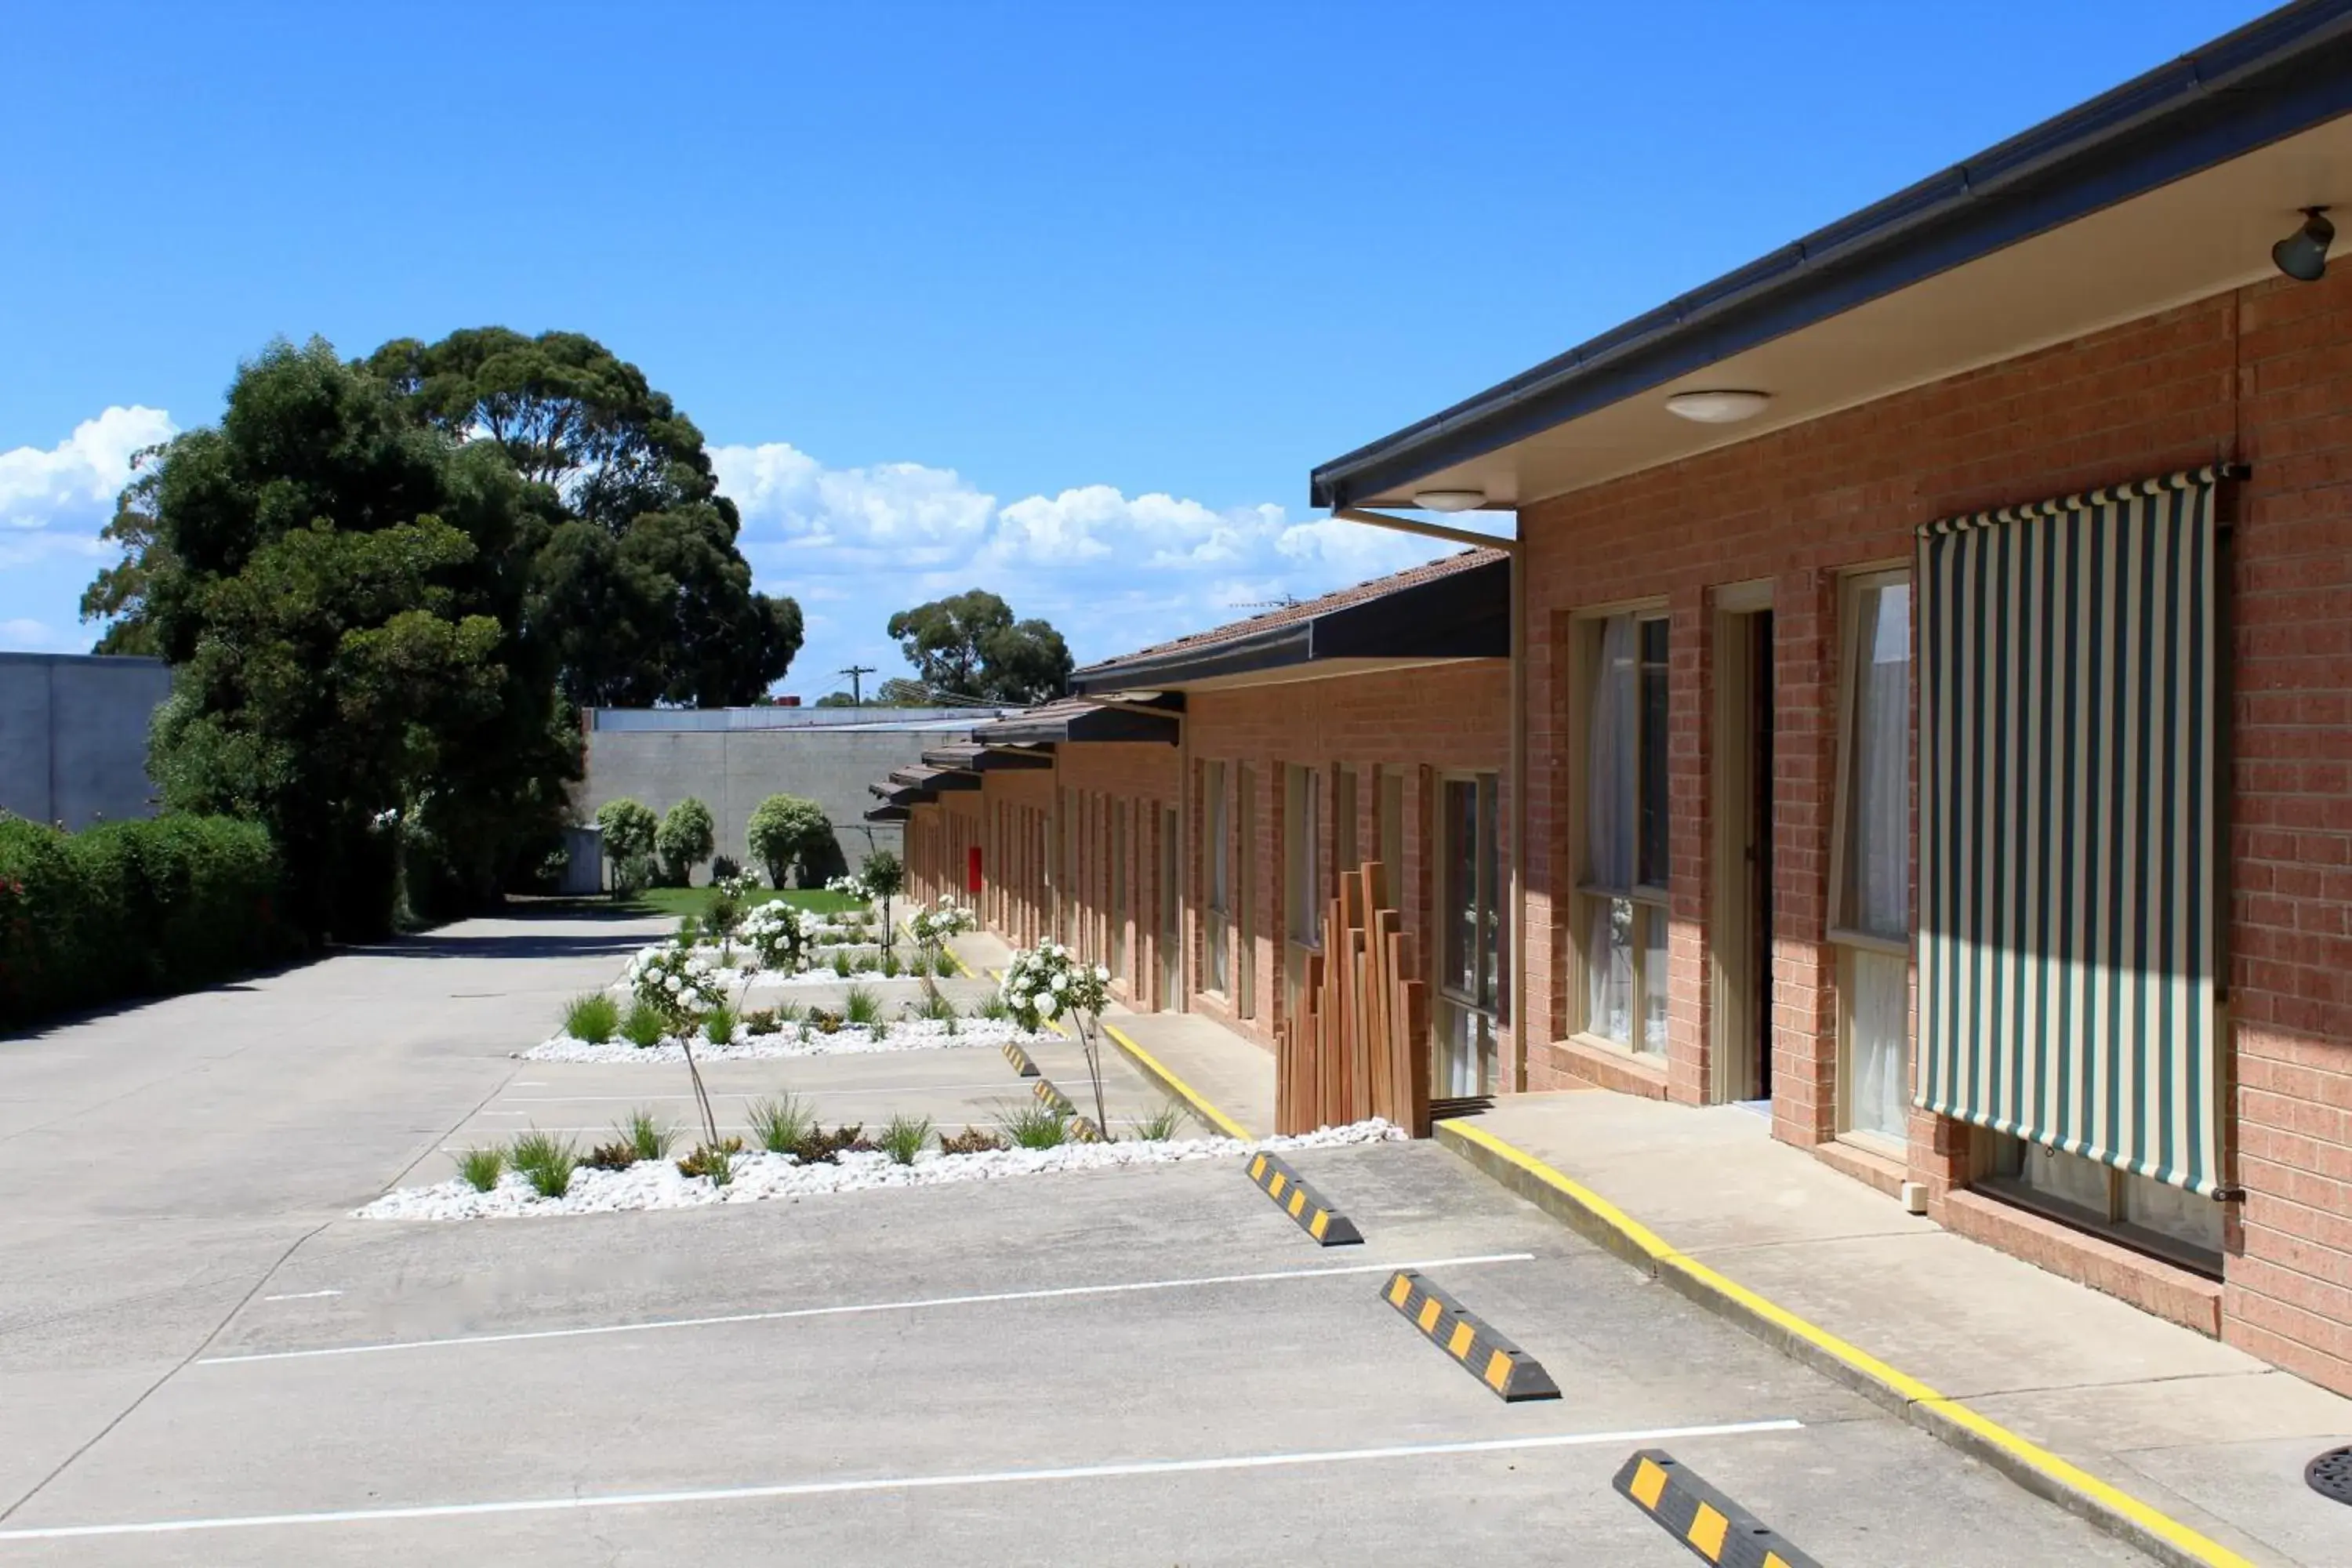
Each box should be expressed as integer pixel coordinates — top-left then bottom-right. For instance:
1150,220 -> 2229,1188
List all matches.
0,0 -> 2267,696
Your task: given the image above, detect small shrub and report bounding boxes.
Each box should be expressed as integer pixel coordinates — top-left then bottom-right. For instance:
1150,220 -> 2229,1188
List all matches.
596,799 -> 659,886
622,1001 -> 668,1048
870,1019 -> 889,1044
880,949 -> 902,978
808,1009 -> 843,1034
675,914 -> 704,949
748,1092 -> 817,1155
843,984 -> 882,1025
746,793 -> 832,888
789,1123 -> 873,1165
656,797 -> 717,887
708,890 -> 743,936
705,1004 -> 739,1047
711,854 -> 743,883
456,1146 -> 506,1191
880,1114 -> 933,1166
1132,1103 -> 1189,1142
851,950 -> 880,975
677,1137 -> 745,1185
564,992 -> 621,1044
998,1102 -> 1069,1150
977,993 -> 1011,1022
745,1007 -> 781,1036
510,1131 -> 579,1200
622,1109 -> 677,1162
911,988 -> 957,1022
937,1126 -> 1006,1156
831,949 -> 853,978
584,1140 -> 639,1171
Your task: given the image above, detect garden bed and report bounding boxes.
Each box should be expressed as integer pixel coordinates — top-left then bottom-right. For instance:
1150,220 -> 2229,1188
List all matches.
522,1017 -> 1044,1063
360,1120 -> 1406,1220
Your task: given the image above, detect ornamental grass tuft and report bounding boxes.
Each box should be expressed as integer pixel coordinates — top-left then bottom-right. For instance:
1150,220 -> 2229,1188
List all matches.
747,1093 -> 816,1155
564,992 -> 620,1044
456,1146 -> 506,1192
509,1131 -> 579,1200
842,984 -> 882,1025
997,1102 -> 1069,1150
880,1113 -> 933,1166
703,1004 -> 738,1047
621,1001 -> 667,1049
1131,1103 -> 1189,1143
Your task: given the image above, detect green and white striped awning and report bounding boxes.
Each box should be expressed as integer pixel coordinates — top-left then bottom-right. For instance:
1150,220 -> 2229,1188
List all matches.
1916,464 -> 2240,1196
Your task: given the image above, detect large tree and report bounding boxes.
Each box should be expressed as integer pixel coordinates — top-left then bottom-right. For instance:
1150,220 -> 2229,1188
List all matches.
362,328 -> 801,707
101,338 -> 577,938
885,590 -> 1072,705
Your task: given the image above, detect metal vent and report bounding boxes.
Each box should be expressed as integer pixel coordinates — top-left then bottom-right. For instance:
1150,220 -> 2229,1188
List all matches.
2307,1445 -> 2352,1505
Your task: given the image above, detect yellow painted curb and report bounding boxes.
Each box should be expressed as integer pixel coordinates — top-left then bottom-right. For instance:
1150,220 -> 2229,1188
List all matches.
1433,1119 -> 2258,1568
1101,1021 -> 1252,1140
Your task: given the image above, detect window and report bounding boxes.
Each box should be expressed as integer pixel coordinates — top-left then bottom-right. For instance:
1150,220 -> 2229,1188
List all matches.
1334,766 -> 1359,877
1285,764 -> 1320,946
1831,573 -> 1911,1146
1438,773 -> 1503,1096
1377,768 -> 1404,911
1986,1134 -> 2226,1275
1112,800 -> 1130,982
1581,611 -> 1671,1055
1283,764 -> 1320,1022
1236,764 -> 1257,1018
1203,762 -> 1229,994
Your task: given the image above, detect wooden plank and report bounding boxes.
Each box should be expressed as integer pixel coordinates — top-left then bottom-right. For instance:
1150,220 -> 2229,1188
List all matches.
1399,977 -> 1432,1138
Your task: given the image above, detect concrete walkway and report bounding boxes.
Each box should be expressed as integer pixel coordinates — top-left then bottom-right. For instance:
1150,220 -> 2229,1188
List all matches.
1445,1091 -> 2352,1568
1100,1011 -> 1276,1138
0,908 -> 663,1519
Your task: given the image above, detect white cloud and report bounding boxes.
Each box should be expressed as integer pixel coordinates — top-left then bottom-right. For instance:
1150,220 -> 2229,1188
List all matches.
0,406 -> 176,532
0,617 -> 69,651
710,442 -> 995,568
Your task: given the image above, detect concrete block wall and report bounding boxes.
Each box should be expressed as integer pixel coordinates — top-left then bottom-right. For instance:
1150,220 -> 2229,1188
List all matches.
0,653 -> 170,829
579,721 -> 960,880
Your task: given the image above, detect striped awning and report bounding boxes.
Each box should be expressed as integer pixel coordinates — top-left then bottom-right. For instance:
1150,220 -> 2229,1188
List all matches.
1915,464 -> 2237,1196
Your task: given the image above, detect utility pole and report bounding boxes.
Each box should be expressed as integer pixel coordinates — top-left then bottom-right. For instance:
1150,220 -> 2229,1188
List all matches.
839,663 -> 877,706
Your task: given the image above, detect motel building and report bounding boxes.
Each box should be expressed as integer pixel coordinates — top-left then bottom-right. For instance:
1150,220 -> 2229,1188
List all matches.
882,2 -> 2352,1402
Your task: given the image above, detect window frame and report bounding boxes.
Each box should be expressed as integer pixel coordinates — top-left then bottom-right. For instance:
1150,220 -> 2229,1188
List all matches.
1236,762 -> 1257,1019
1203,760 -> 1230,996
1828,564 -> 1915,1152
1570,603 -> 1672,1056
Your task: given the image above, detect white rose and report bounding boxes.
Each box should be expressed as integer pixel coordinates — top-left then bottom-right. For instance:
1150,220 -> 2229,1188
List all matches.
1094,966 -> 1110,982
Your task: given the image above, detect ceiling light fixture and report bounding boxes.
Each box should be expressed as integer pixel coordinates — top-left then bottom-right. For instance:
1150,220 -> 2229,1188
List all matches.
1413,489 -> 1486,513
1665,389 -> 1771,424
2273,207 -> 2335,283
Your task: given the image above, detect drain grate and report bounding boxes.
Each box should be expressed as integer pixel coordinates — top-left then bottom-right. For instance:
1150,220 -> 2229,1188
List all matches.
2307,1445 -> 2352,1505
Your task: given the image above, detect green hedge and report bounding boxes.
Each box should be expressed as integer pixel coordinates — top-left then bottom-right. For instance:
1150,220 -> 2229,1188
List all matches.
0,813 -> 302,1029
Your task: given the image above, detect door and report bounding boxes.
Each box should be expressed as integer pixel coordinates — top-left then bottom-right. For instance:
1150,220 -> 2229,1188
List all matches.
1436,774 -> 1501,1098
1159,805 -> 1181,1010
1710,602 -> 1774,1104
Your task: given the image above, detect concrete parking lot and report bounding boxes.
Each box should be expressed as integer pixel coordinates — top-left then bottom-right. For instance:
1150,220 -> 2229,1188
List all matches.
0,912 -> 2154,1565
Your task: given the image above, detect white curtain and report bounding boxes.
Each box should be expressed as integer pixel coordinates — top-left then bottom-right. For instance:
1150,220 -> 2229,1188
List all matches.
1588,896 -> 1634,1047
1849,949 -> 1909,1139
1853,585 -> 1911,939
1587,615 -> 1639,889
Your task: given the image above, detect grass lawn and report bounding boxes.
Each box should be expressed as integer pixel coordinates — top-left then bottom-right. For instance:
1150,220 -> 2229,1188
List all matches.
626,885 -> 866,920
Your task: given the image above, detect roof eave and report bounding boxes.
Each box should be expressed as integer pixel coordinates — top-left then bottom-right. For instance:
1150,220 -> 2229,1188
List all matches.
1308,1 -> 2352,509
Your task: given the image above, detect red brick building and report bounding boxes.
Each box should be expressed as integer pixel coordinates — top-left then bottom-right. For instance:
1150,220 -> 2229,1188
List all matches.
1305,5 -> 2352,1392
885,2 -> 2352,1399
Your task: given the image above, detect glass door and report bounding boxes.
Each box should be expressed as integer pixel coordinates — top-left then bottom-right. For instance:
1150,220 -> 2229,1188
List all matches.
1436,774 -> 1501,1097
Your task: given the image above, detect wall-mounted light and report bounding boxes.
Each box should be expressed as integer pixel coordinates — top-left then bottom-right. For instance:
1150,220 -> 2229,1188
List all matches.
1665,389 -> 1771,424
1413,489 -> 1486,513
2273,207 -> 2334,283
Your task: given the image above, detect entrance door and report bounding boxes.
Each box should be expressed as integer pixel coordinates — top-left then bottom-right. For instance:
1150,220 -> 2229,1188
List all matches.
1159,805 -> 1181,1011
1436,773 -> 1501,1098
1710,602 -> 1774,1104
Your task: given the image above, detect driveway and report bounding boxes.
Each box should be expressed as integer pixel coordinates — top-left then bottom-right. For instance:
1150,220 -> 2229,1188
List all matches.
0,914 -> 2154,1565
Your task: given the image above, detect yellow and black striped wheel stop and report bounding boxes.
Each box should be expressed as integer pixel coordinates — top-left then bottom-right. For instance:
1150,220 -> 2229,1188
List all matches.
1381,1269 -> 1559,1401
1002,1040 -> 1040,1077
1244,1152 -> 1363,1245
1612,1450 -> 1820,1567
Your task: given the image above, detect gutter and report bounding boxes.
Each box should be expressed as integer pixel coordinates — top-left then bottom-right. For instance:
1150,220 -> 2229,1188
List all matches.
1309,0 -> 2352,508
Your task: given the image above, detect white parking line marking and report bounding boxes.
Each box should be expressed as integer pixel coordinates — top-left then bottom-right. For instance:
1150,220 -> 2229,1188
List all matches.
259,1291 -> 343,1303
197,1252 -> 1537,1366
495,1087 -> 1013,1102
0,1419 -> 1803,1541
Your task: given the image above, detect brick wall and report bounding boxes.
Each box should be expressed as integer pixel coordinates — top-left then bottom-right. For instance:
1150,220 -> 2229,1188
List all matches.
1515,271 -> 2352,1394
1185,662 -> 1509,1054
